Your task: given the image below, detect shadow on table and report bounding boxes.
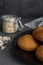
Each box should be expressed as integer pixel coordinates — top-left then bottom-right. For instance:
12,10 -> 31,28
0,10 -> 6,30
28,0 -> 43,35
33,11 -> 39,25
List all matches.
9,44 -> 33,65
0,42 -> 31,65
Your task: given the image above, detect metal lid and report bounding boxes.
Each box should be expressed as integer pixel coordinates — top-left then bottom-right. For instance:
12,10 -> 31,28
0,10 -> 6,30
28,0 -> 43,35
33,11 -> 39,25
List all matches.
1,15 -> 18,22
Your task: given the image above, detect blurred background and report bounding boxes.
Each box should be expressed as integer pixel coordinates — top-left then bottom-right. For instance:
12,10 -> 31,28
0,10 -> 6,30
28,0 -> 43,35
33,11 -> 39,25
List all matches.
0,0 -> 43,18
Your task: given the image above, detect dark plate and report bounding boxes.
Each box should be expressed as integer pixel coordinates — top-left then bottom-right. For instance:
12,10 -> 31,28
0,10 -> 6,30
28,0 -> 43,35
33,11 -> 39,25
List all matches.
12,30 -> 43,65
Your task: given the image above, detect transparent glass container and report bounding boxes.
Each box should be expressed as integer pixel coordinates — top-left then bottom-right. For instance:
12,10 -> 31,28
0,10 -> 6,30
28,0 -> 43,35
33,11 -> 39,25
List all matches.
2,15 -> 19,33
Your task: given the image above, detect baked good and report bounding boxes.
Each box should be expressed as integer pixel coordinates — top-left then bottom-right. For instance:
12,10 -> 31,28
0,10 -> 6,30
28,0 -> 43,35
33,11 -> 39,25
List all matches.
18,34 -> 38,51
36,45 -> 43,62
33,26 -> 43,42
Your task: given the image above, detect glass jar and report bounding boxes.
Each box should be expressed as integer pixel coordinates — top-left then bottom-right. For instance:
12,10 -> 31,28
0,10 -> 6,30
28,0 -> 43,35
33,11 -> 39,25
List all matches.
2,15 -> 19,33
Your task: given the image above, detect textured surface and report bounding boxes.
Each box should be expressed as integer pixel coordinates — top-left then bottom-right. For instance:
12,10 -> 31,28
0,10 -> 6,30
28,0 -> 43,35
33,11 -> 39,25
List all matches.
0,42 -> 29,65
1,0 -> 43,17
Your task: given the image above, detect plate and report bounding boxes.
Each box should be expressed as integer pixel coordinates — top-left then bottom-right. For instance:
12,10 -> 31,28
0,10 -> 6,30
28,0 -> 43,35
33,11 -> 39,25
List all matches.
12,30 -> 43,65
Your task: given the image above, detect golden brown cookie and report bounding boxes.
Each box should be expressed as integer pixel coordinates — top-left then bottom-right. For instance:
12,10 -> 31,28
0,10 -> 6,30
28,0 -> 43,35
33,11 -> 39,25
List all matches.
36,45 -> 43,62
33,26 -> 43,42
17,34 -> 38,51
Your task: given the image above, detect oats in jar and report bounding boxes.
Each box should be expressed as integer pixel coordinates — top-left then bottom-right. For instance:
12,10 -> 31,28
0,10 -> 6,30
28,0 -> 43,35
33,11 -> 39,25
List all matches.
2,15 -> 19,33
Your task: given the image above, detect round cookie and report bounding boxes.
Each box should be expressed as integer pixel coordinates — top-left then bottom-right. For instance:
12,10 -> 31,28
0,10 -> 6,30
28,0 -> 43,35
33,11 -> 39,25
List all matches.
18,34 -> 38,51
36,45 -> 43,62
33,26 -> 43,42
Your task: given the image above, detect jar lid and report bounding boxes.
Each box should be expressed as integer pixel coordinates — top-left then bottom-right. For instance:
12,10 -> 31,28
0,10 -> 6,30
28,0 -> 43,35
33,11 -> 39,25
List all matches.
1,15 -> 18,18
1,15 -> 18,22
